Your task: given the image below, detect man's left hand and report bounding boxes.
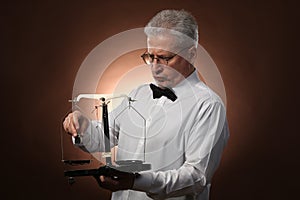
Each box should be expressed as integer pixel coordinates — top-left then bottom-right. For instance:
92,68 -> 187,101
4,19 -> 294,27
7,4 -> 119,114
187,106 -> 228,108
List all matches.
94,167 -> 136,192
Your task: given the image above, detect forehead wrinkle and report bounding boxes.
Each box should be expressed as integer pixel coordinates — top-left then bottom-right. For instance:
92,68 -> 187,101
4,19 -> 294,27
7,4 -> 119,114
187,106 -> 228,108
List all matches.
147,36 -> 180,54
148,48 -> 173,56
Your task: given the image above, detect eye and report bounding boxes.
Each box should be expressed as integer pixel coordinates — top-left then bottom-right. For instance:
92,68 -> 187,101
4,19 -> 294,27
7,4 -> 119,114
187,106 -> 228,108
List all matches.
157,55 -> 170,60
149,54 -> 155,59
158,55 -> 175,61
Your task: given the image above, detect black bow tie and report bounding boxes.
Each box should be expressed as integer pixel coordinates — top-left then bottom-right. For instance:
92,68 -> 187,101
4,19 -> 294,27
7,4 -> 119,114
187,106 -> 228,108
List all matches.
150,83 -> 177,102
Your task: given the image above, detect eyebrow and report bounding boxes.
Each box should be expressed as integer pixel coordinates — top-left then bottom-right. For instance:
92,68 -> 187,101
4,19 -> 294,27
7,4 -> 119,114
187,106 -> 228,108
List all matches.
147,50 -> 175,57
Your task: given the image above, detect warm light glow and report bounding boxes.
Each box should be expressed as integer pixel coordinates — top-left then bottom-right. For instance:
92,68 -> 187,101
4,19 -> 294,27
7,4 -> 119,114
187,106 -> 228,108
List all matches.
96,49 -> 148,94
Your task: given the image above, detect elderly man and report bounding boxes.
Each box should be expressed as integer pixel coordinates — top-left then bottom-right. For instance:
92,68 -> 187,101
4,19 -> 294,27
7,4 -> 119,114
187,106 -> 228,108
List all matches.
63,9 -> 229,200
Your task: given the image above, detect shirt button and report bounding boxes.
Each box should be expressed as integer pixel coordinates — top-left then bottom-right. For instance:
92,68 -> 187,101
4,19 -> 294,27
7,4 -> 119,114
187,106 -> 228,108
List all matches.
147,118 -> 152,126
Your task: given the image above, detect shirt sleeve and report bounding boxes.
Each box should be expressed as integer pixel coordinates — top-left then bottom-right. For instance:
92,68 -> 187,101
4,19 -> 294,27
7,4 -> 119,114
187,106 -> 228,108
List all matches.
132,100 -> 230,199
73,120 -> 106,152
72,87 -> 146,155
73,97 -> 131,153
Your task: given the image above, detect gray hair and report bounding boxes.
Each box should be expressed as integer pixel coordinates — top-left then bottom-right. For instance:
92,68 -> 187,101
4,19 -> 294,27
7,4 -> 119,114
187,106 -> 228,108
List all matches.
144,9 -> 199,49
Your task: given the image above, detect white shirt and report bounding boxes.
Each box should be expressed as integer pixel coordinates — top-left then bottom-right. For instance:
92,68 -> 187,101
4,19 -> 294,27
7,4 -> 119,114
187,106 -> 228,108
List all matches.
80,70 -> 229,200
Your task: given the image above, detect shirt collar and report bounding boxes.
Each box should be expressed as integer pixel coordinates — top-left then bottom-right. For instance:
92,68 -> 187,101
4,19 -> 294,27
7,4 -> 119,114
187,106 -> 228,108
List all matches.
172,69 -> 201,97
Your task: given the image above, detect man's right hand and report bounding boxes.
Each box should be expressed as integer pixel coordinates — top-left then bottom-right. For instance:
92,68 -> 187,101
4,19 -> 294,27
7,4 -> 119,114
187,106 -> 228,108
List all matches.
63,110 -> 89,137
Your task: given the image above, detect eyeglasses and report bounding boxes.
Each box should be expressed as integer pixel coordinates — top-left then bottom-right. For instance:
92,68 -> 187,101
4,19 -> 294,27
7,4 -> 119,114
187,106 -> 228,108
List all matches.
141,47 -> 190,66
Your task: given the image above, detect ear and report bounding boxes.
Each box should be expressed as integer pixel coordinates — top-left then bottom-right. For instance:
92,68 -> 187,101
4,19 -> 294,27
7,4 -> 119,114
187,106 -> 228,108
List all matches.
188,46 -> 197,64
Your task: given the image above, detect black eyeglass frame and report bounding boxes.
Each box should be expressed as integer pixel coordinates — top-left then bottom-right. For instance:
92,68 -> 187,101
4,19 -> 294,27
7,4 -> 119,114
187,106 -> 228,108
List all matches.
141,46 -> 191,66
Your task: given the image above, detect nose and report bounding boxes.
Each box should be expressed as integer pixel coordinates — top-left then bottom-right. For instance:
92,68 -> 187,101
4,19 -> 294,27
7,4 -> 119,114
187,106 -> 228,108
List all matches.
151,60 -> 163,74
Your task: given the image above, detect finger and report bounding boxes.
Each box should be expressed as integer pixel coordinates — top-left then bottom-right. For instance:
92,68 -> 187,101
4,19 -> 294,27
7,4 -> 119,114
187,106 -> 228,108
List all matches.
68,114 -> 78,136
100,175 -> 105,182
73,111 -> 80,130
100,176 -> 118,185
100,177 -> 119,192
63,117 -> 72,134
63,118 -> 68,131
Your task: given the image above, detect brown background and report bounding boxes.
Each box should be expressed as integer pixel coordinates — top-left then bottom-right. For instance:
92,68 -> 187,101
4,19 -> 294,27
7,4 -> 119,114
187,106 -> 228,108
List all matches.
1,0 -> 296,200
